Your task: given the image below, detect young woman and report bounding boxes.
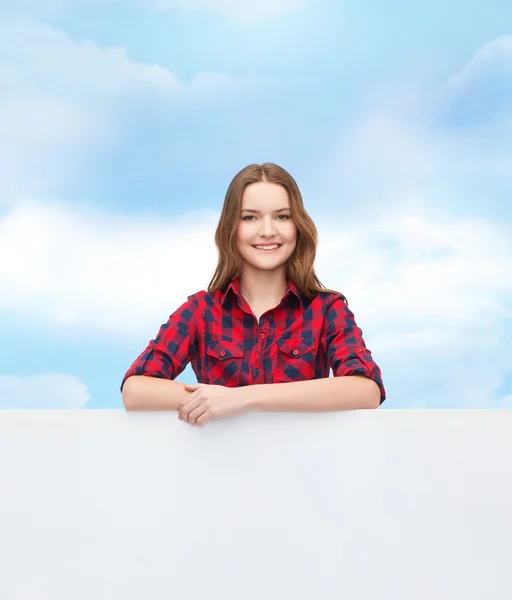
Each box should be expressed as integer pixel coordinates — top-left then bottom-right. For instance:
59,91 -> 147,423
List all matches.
121,163 -> 385,425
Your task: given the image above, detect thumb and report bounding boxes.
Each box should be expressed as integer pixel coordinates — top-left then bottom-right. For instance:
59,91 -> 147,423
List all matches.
184,383 -> 203,391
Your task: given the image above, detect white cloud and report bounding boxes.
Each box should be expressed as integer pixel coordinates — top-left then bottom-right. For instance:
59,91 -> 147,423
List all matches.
0,20 -> 510,411
0,199 -> 511,408
3,200 -> 510,345
442,35 -> 512,133
0,200 -> 221,338
315,215 -> 512,351
320,109 -> 440,208
0,17 -> 171,205
304,64 -> 512,408
0,17 -> 245,206
312,42 -> 512,226
141,0 -> 318,22
0,373 -> 89,409
448,35 -> 512,88
324,31 -> 512,197
0,18 -> 180,94
315,214 -> 511,408
496,395 -> 512,409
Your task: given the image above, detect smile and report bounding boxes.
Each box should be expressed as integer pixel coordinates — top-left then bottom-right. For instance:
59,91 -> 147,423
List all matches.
252,244 -> 282,252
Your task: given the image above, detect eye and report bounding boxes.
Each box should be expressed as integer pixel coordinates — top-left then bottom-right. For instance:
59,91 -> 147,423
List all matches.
241,214 -> 291,221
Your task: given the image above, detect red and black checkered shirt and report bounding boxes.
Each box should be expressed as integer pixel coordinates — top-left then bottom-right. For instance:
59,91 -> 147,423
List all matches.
121,278 -> 386,404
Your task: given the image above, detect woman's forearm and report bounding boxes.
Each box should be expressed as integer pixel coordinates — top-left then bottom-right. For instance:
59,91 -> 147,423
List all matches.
122,374 -> 381,413
122,375 -> 190,411
241,375 -> 381,412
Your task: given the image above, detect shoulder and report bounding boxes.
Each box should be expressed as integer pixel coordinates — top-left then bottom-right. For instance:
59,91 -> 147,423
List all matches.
311,291 -> 355,331
315,290 -> 350,312
167,290 -> 209,317
183,288 -> 227,313
186,288 -> 223,306
186,289 -> 208,303
181,290 -> 210,313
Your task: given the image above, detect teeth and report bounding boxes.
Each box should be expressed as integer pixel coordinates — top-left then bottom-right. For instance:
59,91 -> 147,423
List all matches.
254,245 -> 280,250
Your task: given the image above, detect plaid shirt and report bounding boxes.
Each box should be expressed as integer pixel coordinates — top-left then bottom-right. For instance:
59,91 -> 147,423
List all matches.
121,278 -> 386,404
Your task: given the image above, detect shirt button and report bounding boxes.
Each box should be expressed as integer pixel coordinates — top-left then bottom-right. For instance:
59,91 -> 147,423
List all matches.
254,362 -> 260,369
259,333 -> 265,339
293,349 -> 299,355
356,348 -> 362,354
220,351 -> 226,357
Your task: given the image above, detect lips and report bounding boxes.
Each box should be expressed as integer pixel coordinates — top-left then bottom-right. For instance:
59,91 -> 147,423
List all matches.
252,244 -> 282,249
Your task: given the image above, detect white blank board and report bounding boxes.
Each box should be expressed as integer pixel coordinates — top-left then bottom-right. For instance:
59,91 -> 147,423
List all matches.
0,409 -> 511,599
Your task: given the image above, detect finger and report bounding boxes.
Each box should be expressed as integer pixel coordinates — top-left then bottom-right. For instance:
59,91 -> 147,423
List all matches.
180,395 -> 202,423
179,389 -> 200,420
196,412 -> 210,427
187,405 -> 207,426
184,384 -> 204,392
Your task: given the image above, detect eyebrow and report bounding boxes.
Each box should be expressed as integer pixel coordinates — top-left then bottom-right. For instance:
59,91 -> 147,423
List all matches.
241,208 -> 291,213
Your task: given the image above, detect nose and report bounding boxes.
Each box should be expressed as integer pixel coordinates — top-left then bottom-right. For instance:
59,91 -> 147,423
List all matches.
259,216 -> 277,237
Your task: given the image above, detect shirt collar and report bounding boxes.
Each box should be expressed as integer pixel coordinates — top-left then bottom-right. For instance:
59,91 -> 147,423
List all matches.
221,277 -> 303,308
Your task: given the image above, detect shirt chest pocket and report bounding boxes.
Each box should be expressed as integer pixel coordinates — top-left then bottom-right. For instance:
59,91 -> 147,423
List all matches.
205,339 -> 245,386
275,337 -> 317,383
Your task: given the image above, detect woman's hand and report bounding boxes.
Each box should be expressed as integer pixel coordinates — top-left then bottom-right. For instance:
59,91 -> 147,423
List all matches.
179,384 -> 250,426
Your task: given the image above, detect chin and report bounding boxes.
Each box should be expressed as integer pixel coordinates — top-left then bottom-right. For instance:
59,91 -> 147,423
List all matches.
239,245 -> 294,270
248,259 -> 290,272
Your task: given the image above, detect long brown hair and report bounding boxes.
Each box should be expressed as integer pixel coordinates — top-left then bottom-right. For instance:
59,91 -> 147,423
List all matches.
207,163 -> 347,304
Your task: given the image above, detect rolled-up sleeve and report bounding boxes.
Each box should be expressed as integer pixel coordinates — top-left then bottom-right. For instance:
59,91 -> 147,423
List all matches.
120,294 -> 201,392
323,296 -> 386,404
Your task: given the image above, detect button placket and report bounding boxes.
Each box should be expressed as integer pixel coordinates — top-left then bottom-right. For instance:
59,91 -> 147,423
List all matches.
252,325 -> 268,382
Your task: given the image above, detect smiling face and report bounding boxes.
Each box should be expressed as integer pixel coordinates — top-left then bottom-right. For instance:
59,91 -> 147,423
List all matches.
236,181 -> 298,275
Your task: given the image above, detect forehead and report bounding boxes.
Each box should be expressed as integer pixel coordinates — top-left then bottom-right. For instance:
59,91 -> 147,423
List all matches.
241,181 -> 290,209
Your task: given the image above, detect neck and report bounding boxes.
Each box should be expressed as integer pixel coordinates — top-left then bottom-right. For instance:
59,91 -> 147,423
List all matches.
239,267 -> 288,306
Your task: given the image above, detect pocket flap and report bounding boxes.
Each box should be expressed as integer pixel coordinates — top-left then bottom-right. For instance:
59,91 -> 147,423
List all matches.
277,337 -> 316,358
206,339 -> 245,360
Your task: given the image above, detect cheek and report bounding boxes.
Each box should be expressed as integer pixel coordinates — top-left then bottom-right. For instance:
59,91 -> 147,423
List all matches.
286,222 -> 298,243
236,223 -> 250,244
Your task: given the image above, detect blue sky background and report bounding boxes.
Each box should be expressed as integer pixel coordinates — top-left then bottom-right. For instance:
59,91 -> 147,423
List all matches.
0,0 -> 511,409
